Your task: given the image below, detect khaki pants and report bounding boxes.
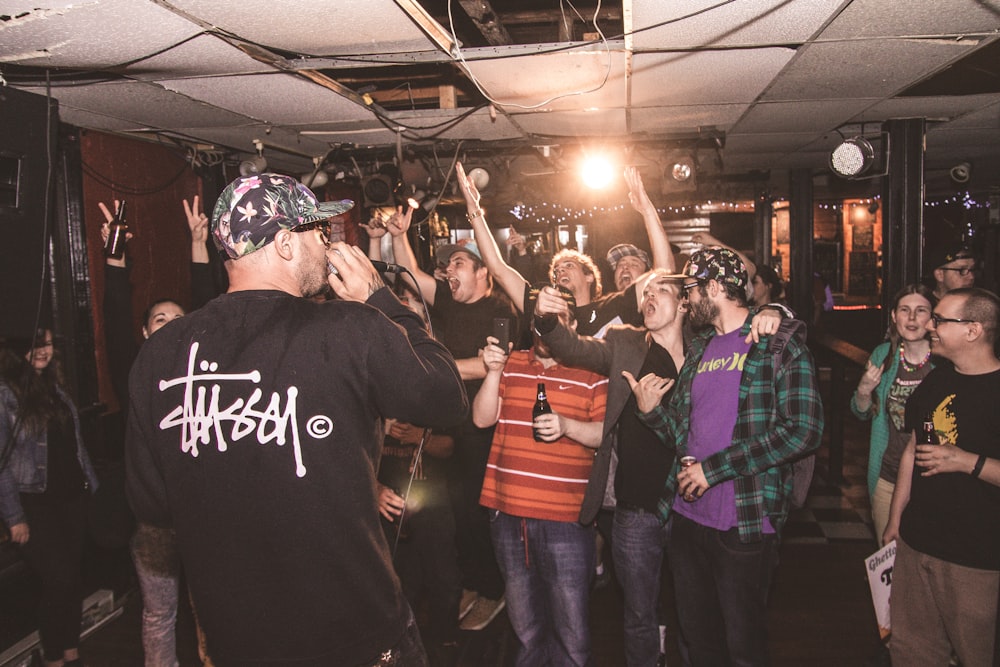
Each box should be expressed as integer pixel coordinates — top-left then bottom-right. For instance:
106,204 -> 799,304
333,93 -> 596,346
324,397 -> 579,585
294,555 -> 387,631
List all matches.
870,478 -> 894,545
890,537 -> 999,667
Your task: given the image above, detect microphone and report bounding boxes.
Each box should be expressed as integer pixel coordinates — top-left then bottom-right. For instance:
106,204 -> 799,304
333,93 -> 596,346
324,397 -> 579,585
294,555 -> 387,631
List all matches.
371,260 -> 404,274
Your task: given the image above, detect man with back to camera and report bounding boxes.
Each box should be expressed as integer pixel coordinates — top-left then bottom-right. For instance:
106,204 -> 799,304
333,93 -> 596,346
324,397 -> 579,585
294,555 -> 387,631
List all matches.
634,247 -> 823,666
884,287 -> 1000,666
125,173 -> 467,667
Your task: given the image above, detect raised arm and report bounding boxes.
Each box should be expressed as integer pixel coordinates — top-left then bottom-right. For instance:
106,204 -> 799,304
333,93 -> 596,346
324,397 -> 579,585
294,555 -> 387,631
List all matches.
472,336 -> 508,428
456,161 -> 528,312
387,205 -> 439,306
183,196 -> 210,264
625,167 -> 674,272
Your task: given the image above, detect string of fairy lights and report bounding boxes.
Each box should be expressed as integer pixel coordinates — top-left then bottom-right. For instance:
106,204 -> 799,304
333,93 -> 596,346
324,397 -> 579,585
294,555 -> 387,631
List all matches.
508,191 -> 993,226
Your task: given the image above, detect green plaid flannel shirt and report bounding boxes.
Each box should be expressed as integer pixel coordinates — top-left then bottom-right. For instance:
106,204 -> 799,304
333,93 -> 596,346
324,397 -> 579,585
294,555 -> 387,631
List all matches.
642,315 -> 824,542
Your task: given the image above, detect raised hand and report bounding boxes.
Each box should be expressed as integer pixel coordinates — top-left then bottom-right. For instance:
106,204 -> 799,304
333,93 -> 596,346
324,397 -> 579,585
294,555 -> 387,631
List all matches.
621,370 -> 674,414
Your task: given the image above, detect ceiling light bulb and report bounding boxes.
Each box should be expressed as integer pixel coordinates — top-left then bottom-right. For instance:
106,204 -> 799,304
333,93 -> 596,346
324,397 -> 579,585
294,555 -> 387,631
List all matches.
580,155 -> 615,189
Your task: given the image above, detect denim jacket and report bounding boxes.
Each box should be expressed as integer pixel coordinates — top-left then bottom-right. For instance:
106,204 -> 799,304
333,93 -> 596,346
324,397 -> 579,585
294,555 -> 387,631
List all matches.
0,381 -> 99,528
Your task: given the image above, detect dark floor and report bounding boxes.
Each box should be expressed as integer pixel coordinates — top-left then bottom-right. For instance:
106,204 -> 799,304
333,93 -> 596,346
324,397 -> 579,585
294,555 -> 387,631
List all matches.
2,371 -> 886,666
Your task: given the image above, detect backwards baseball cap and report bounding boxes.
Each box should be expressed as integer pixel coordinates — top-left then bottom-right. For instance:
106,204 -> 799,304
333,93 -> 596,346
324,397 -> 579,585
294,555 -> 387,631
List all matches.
436,239 -> 482,266
928,242 -> 976,271
211,173 -> 354,259
607,243 -> 650,271
684,246 -> 748,292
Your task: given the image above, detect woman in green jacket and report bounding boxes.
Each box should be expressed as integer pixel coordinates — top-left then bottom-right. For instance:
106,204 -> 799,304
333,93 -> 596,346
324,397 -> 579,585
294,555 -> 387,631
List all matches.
851,284 -> 936,543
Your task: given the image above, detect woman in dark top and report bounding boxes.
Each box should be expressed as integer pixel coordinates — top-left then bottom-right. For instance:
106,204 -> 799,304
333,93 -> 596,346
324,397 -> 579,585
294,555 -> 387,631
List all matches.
0,330 -> 100,667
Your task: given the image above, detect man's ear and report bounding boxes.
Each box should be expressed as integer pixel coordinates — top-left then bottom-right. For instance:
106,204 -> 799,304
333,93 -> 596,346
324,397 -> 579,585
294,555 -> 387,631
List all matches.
272,229 -> 296,261
933,268 -> 944,285
967,321 -> 984,343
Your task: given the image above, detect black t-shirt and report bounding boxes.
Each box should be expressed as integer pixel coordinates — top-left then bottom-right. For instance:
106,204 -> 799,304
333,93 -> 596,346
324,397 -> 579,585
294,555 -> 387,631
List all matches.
432,280 -> 518,399
524,282 -> 641,339
614,340 -> 678,511
900,365 -> 1000,570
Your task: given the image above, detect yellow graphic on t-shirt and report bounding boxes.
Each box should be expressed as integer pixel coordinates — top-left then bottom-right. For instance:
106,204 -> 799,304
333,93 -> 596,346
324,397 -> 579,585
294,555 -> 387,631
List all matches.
931,395 -> 958,446
696,351 -> 746,375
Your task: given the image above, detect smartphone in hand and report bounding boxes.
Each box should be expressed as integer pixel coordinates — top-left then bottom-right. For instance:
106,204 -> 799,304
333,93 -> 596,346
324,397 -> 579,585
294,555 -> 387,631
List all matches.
492,317 -> 511,351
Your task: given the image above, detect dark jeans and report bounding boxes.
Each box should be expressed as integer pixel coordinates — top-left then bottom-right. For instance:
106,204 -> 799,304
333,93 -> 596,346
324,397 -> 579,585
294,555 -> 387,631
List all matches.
612,507 -> 669,667
491,511 -> 595,667
19,492 -> 87,662
666,513 -> 779,667
448,425 -> 504,599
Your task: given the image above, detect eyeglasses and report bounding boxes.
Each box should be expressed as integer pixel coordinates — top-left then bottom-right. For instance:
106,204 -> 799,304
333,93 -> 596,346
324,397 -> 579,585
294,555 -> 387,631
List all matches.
939,266 -> 975,276
930,312 -> 977,326
291,219 -> 331,245
682,281 -> 702,295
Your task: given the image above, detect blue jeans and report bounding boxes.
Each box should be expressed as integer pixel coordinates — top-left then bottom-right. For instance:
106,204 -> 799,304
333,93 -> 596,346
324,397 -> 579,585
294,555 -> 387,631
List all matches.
131,524 -> 181,667
612,507 -> 670,667
667,513 -> 779,667
491,511 -> 596,667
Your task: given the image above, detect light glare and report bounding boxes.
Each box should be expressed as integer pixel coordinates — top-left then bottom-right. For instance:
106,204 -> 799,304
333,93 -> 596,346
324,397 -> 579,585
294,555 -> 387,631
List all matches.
580,155 -> 615,189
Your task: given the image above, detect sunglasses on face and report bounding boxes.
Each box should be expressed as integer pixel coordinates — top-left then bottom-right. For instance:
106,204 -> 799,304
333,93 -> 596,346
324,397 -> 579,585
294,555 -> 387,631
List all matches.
291,220 -> 332,245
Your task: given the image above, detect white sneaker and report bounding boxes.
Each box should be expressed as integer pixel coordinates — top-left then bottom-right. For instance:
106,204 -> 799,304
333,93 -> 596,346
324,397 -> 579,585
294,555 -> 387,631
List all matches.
459,595 -> 505,631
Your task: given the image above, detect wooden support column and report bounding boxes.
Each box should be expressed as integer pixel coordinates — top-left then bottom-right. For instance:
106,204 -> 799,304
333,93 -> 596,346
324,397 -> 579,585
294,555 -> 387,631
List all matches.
754,188 -> 773,268
788,169 -> 814,324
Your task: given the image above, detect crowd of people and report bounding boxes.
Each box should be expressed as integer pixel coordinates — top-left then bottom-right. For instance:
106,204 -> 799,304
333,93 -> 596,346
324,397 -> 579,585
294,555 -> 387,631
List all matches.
0,164 -> 996,667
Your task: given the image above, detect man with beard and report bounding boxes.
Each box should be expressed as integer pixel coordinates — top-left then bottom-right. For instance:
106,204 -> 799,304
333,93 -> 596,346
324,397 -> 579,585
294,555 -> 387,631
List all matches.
884,287 -> 1000,666
534,269 -> 782,667
635,247 -> 823,666
472,294 -> 608,665
126,173 -> 467,666
388,208 -> 517,631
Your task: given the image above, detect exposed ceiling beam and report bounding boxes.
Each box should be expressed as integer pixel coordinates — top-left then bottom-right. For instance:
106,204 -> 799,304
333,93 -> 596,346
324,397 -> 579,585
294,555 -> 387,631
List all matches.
457,0 -> 513,46
498,8 -> 622,24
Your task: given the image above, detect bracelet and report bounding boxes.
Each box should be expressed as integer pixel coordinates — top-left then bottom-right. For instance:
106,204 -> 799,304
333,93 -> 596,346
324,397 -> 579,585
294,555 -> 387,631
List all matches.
466,209 -> 484,224
972,454 -> 987,478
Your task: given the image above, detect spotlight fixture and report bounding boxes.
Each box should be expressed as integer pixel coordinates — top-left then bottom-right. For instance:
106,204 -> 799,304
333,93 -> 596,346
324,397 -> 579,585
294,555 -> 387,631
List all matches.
467,167 -> 491,191
239,139 -> 267,177
301,156 -> 328,189
950,162 -> 971,184
663,152 -> 698,192
670,156 -> 695,183
829,134 -> 889,179
362,174 -> 396,207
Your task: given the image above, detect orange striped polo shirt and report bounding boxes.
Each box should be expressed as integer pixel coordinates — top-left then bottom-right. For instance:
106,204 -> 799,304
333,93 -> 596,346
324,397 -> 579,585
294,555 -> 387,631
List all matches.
479,350 -> 608,522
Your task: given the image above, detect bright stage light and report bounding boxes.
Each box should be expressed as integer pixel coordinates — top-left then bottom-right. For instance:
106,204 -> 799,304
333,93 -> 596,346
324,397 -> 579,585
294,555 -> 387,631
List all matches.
580,154 -> 615,189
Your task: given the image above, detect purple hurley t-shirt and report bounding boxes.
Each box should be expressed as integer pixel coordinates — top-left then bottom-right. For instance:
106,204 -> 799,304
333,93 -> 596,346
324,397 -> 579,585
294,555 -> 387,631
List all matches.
674,328 -> 772,533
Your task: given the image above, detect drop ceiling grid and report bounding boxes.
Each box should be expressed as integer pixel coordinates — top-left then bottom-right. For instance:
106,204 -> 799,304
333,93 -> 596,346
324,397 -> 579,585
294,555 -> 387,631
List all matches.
629,49 -> 795,107
629,0 -> 843,50
22,80 -> 260,131
508,109 -> 628,137
819,0 -> 1000,39
761,39 -> 977,101
461,50 -> 628,113
126,34 -> 278,81
168,0 -> 438,56
0,0 -> 202,67
158,73 -> 373,125
734,99 -> 874,134
628,104 -> 747,134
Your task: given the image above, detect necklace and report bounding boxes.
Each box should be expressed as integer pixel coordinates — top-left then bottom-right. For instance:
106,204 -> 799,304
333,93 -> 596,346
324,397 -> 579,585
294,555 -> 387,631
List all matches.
899,343 -> 931,373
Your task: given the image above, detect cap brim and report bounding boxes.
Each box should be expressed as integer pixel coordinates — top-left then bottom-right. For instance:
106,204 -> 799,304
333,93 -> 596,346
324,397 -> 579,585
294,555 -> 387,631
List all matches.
303,199 -> 354,221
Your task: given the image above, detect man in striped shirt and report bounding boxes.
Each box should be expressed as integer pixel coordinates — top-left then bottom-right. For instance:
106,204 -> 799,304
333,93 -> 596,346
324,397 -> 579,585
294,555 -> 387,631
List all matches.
473,304 -> 608,666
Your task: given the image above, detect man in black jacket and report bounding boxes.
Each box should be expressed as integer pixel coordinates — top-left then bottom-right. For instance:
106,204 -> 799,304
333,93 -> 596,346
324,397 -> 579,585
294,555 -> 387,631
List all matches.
126,173 -> 467,667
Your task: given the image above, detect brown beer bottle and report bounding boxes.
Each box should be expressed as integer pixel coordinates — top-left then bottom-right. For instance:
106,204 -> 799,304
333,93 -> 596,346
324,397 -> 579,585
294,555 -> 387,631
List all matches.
532,383 -> 552,442
919,413 -> 938,445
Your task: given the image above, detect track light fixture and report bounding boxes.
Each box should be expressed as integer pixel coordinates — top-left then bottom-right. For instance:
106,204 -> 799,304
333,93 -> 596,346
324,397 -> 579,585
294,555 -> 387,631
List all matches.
950,162 -> 971,184
239,139 -> 267,177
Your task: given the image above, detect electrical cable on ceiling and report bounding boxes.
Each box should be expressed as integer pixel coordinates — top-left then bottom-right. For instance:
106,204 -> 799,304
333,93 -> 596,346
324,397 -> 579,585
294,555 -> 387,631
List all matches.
446,0 -> 611,111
